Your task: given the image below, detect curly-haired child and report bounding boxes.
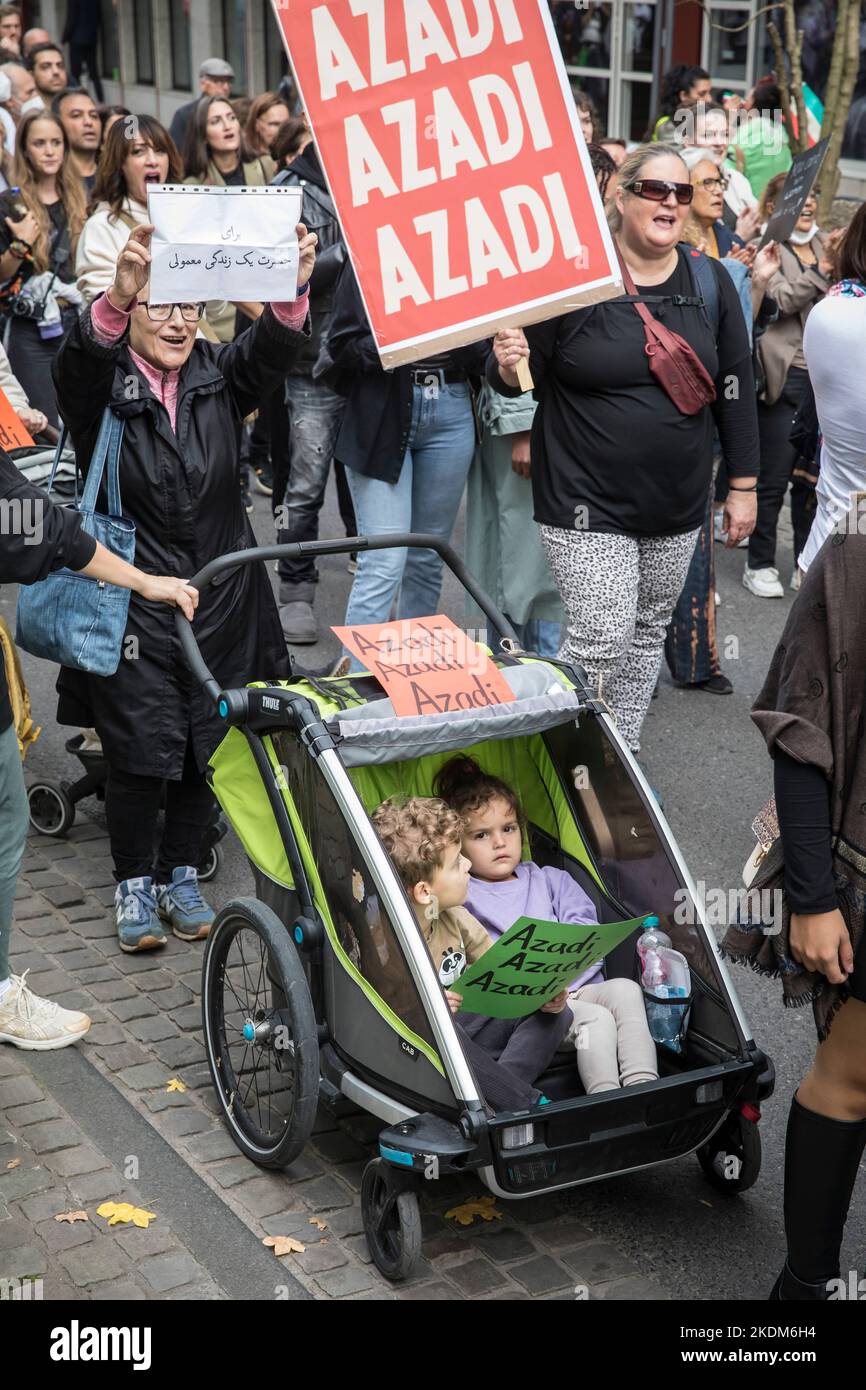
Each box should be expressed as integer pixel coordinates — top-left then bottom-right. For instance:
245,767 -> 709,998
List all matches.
372,795 -> 570,1113
435,756 -> 658,1095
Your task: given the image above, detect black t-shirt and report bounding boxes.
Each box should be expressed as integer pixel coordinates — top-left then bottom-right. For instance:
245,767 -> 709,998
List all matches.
0,193 -> 71,281
492,250 -> 759,537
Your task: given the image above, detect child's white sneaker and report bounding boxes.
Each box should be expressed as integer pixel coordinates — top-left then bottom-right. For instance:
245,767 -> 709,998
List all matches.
0,972 -> 91,1050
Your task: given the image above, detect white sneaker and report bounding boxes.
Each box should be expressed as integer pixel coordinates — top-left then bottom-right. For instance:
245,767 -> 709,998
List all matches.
790,568 -> 802,591
743,565 -> 784,598
0,972 -> 91,1050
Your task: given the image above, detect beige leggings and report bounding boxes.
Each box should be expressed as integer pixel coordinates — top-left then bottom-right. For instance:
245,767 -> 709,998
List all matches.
567,978 -> 659,1095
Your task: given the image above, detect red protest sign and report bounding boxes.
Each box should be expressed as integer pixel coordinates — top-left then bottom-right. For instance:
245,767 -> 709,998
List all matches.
0,388 -> 34,450
270,0 -> 622,366
332,614 -> 516,717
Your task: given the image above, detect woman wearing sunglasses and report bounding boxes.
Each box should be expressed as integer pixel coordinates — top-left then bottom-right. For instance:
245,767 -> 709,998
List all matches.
490,145 -> 758,760
51,222 -> 316,955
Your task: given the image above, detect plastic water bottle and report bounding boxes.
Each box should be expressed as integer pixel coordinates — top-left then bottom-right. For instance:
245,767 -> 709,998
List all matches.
637,917 -> 690,1051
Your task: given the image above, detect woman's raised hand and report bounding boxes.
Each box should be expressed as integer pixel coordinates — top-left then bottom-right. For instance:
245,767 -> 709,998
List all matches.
5,207 -> 39,248
751,240 -> 780,289
110,223 -> 155,305
295,221 -> 317,290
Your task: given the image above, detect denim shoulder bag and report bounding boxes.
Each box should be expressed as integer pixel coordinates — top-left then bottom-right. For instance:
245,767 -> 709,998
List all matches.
16,407 -> 134,676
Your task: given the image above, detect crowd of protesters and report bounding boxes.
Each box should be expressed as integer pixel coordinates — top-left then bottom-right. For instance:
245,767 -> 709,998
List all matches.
0,15 -> 863,1301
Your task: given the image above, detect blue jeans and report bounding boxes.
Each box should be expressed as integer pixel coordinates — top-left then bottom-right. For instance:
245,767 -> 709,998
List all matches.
343,382 -> 476,667
0,723 -> 29,982
509,618 -> 563,659
276,378 -> 346,601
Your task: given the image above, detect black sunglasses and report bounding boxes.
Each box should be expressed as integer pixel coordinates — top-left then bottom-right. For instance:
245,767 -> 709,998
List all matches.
625,179 -> 694,206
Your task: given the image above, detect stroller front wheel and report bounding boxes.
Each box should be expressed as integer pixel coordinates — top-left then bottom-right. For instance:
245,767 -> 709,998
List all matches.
361,1158 -> 422,1282
697,1111 -> 761,1195
202,897 -> 319,1170
28,782 -> 75,837
198,841 -> 223,883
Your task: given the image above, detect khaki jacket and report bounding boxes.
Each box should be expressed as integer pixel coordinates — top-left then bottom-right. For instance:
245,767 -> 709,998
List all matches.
757,236 -> 828,405
418,906 -> 491,989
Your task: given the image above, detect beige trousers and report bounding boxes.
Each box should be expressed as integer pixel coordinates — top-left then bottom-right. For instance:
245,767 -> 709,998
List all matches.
567,978 -> 659,1095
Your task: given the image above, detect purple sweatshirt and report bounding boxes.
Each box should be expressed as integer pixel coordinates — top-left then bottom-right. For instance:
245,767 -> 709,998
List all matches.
465,862 -> 604,992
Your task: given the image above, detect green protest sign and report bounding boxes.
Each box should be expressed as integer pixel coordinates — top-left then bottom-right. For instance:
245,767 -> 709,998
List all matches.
455,914 -> 652,1020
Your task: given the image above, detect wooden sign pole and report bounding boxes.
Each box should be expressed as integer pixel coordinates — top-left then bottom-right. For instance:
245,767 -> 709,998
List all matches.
515,356 -> 534,393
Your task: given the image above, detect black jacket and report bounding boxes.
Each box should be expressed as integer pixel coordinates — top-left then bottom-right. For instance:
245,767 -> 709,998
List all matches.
323,262 -> 488,483
271,146 -> 344,374
51,302 -> 304,777
0,449 -> 96,734
62,0 -> 102,45
168,98 -> 200,161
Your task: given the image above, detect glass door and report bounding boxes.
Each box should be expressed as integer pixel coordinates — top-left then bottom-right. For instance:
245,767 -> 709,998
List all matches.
550,0 -> 662,144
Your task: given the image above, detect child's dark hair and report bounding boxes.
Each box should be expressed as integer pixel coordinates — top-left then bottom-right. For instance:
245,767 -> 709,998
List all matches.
433,756 -> 524,830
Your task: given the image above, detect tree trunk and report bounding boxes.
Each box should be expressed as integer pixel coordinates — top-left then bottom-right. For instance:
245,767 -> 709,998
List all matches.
784,0 -> 809,156
820,0 -> 849,143
818,0 -> 859,221
768,20 -> 795,150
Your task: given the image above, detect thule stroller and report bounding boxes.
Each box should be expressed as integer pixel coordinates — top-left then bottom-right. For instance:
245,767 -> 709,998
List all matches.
178,536 -> 774,1281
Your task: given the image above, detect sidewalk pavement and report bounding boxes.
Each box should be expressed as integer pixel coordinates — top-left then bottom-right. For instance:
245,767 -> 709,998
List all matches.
1,817 -> 670,1302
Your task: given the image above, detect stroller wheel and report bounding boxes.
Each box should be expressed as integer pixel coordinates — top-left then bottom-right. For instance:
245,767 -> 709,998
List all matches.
697,1112 -> 761,1195
198,842 -> 223,883
202,897 -> 319,1170
361,1158 -> 422,1282
27,782 -> 75,837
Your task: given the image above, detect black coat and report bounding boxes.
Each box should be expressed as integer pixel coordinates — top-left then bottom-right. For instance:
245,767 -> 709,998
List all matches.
52,303 -> 301,778
62,0 -> 102,45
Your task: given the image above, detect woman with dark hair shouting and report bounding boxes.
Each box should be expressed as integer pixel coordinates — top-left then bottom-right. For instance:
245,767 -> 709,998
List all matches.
75,113 -> 183,303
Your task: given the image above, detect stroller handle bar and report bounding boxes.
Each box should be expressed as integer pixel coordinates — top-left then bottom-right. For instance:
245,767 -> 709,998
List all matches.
175,533 -> 521,706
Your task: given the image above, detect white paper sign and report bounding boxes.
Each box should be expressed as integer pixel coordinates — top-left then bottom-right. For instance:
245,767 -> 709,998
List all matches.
147,184 -> 304,303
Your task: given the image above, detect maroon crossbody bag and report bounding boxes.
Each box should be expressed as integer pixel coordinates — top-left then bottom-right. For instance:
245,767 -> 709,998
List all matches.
616,249 -> 717,416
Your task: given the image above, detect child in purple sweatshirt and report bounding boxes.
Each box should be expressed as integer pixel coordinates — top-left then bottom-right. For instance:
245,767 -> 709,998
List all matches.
435,757 -> 658,1094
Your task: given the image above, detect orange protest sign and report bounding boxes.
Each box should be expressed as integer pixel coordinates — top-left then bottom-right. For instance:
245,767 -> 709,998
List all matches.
0,389 -> 34,451
331,615 -> 516,718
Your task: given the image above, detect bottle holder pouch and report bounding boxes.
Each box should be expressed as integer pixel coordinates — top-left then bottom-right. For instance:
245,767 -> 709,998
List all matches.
642,989 -> 692,1054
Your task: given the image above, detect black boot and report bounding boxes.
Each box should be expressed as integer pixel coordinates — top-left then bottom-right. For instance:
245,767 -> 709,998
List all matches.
769,1262 -> 834,1301
770,1095 -> 866,1300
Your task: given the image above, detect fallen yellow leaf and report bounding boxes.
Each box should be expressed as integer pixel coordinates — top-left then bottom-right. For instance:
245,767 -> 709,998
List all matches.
444,1194 -> 502,1227
165,1078 -> 187,1093
263,1235 -> 306,1257
5,1158 -> 21,1170
309,1218 -> 327,1231
55,1210 -> 88,1225
96,1201 -> 157,1229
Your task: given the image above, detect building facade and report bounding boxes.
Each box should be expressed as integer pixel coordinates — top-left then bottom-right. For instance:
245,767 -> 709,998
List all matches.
31,1 -> 865,195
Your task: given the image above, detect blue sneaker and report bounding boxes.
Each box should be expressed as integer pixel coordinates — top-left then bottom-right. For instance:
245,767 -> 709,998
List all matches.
156,867 -> 214,942
115,877 -> 167,953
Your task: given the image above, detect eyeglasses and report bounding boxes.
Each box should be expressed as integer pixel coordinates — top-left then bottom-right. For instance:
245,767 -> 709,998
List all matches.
694,176 -> 728,192
625,179 -> 693,206
140,303 -> 204,323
